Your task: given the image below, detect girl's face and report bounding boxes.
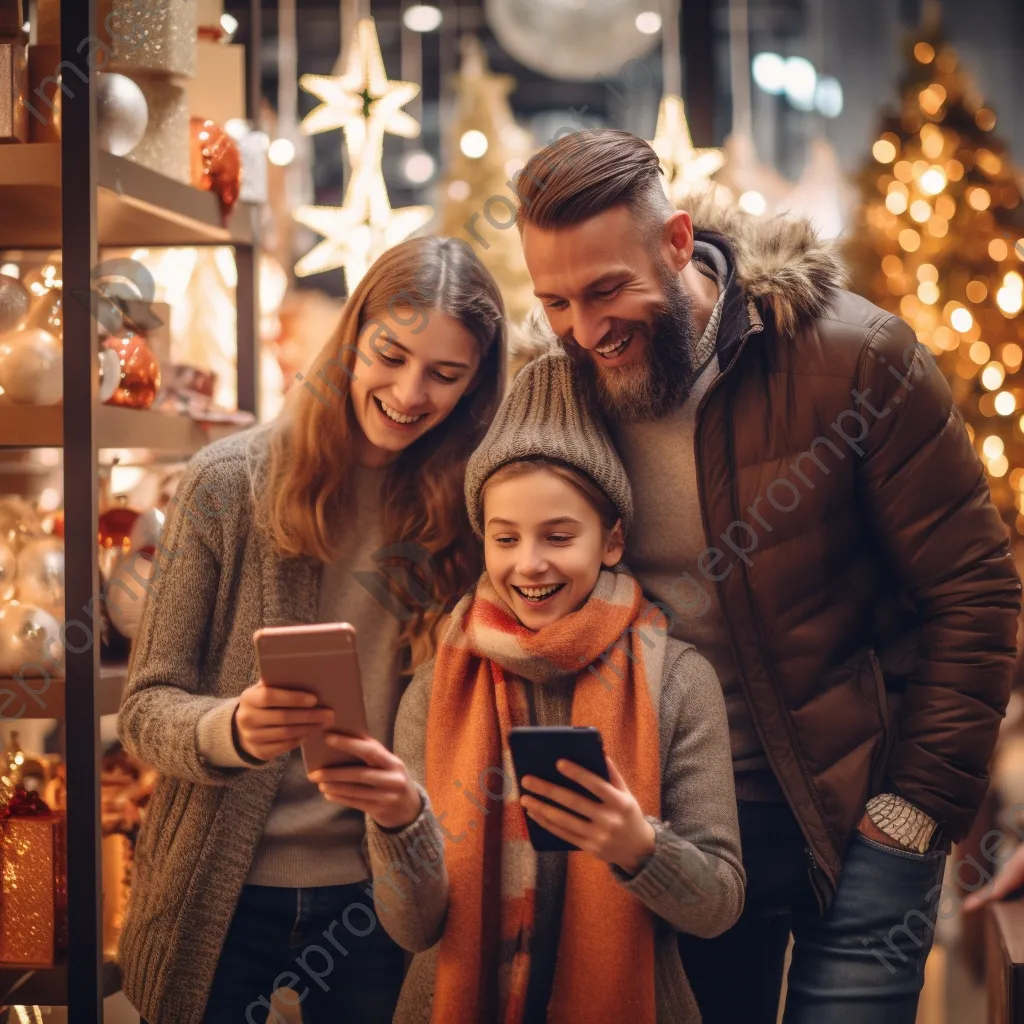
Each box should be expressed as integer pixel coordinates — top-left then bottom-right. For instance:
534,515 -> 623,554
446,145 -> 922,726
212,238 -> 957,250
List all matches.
348,308 -> 481,467
483,468 -> 624,631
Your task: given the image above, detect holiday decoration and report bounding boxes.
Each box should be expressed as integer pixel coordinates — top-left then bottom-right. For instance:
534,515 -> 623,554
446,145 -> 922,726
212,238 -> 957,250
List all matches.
0,40 -> 28,143
294,17 -> 432,290
98,499 -> 140,575
128,507 -> 165,555
0,273 -> 29,332
185,38 -> 246,127
649,95 -> 726,206
0,327 -> 62,405
124,75 -> 190,182
190,117 -> 242,215
15,536 -> 63,618
0,791 -> 67,965
106,553 -> 155,641
23,260 -> 62,338
101,331 -> 161,409
106,0 -> 198,79
438,36 -> 534,322
0,496 -> 42,551
96,72 -> 149,157
0,539 -> 15,601
845,18 -> 1024,533
0,602 -> 63,678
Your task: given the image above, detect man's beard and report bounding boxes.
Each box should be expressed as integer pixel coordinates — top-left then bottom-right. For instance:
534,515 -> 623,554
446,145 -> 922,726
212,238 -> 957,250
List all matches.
563,271 -> 698,426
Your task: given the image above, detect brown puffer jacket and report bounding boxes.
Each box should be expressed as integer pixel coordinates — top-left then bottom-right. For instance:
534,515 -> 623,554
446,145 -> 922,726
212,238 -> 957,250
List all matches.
680,197 -> 1021,898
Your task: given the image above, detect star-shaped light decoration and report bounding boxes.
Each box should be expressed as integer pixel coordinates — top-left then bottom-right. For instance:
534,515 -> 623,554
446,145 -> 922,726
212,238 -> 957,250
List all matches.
649,95 -> 726,205
293,17 -> 433,289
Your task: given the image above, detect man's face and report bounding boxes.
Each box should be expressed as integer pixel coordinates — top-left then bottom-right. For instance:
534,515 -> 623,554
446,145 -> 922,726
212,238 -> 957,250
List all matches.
522,205 -> 697,424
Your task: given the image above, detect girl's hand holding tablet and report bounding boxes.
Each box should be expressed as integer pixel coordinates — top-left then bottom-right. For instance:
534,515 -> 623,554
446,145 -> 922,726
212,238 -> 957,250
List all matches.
310,733 -> 423,830
520,755 -> 656,875
233,681 -> 337,762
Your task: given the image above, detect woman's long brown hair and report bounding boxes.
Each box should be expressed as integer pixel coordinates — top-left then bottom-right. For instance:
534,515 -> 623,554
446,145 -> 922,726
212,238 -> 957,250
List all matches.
258,236 -> 507,669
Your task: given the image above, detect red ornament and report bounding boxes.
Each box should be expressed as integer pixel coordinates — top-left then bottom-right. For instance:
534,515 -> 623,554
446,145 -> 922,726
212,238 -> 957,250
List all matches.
101,332 -> 161,410
190,117 -> 242,218
98,502 -> 140,557
3,786 -> 49,820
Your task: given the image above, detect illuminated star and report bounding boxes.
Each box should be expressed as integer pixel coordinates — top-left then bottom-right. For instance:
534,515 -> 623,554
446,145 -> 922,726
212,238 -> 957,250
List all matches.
649,94 -> 726,203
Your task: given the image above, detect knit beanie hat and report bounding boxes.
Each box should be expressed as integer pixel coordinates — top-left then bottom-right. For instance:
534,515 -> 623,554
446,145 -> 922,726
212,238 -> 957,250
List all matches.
464,351 -> 634,536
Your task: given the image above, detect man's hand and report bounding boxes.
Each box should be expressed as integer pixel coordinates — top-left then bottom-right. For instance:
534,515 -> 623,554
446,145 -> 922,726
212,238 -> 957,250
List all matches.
520,756 -> 656,875
963,844 -> 1024,912
233,681 -> 335,761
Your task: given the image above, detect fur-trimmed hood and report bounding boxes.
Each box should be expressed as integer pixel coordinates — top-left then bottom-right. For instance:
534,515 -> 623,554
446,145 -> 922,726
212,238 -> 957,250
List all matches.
507,197 -> 849,376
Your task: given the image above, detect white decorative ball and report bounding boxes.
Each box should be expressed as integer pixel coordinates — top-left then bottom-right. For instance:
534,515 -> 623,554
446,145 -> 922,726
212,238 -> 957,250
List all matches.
0,540 -> 15,602
16,536 -> 64,617
0,496 -> 43,552
128,507 -> 165,554
107,553 -> 155,640
96,73 -> 149,157
0,602 -> 63,678
0,328 -> 62,405
0,275 -> 30,333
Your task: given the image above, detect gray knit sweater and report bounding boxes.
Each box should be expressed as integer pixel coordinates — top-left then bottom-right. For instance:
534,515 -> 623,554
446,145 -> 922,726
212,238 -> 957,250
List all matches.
365,637 -> 745,1023
116,426 -> 400,1024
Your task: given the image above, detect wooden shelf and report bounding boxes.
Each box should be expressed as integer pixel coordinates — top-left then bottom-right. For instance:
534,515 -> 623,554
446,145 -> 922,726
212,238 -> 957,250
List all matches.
0,403 -> 252,451
1,665 -> 126,721
0,144 -> 253,248
0,957 -> 121,1006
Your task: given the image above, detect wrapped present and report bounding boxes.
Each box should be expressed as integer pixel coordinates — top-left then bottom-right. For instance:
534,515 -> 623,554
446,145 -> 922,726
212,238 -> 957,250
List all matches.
105,0 -> 196,80
184,40 -> 245,127
0,40 -> 27,143
123,75 -> 189,183
102,833 -> 132,957
0,790 -> 67,965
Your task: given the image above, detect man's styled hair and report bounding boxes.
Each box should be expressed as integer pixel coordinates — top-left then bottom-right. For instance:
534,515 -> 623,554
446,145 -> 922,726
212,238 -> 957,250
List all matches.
515,129 -> 673,245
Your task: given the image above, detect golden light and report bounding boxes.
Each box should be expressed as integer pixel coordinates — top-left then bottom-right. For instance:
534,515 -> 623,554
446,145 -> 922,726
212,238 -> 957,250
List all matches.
899,295 -> 921,320
917,263 -> 938,283
1012,469 -> 1024,489
968,187 -> 992,211
990,454 -> 1009,477
873,139 -> 897,163
927,216 -> 949,238
648,95 -> 726,203
899,228 -> 921,252
909,200 -> 932,223
886,193 -> 909,215
919,85 -> 946,115
966,422 -> 976,444
918,282 -> 940,304
976,108 -> 996,131
982,362 -> 1006,390
919,166 -> 946,194
980,394 -> 998,418
976,149 -> 1003,176
882,254 -> 904,276
989,239 -> 1009,261
970,341 -> 991,364
951,307 -> 974,332
966,280 -> 988,303
997,288 -> 1024,316
996,392 -> 1018,416
1003,343 -> 1023,367
945,160 -> 964,182
935,195 -> 956,219
893,160 -> 913,182
984,434 -> 1005,458
914,41 -> 935,63
459,129 -> 489,158
933,326 -> 957,350
1006,272 -> 1024,291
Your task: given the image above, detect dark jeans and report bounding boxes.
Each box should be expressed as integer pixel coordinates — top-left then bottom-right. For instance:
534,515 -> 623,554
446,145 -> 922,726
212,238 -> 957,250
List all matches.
193,882 -> 405,1024
678,801 -> 947,1024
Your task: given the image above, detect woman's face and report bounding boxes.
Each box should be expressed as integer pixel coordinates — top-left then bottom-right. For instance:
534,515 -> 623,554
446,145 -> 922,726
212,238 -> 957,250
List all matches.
483,468 -> 624,631
347,308 -> 482,466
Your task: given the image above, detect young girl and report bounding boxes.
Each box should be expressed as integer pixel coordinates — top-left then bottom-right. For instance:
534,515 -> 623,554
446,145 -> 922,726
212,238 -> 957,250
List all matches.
116,237 -> 506,1024
315,350 -> 744,1023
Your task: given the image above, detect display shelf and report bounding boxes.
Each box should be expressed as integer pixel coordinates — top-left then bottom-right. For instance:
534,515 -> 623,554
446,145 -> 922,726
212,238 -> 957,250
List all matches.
0,664 -> 127,721
0,403 -> 252,451
0,957 -> 122,1006
0,144 -> 254,249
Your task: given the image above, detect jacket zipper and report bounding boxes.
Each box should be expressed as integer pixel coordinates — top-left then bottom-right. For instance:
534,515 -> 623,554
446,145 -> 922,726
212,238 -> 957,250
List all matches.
693,309 -> 837,905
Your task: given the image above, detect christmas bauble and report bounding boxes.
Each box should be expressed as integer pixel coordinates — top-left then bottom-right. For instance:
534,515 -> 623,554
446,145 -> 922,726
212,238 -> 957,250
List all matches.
96,73 -> 149,157
0,497 -> 43,551
128,507 -> 165,555
101,333 -> 161,409
22,261 -> 63,338
0,275 -> 30,333
98,501 -> 140,579
0,602 -> 63,677
0,539 -> 15,602
16,536 -> 64,617
190,118 -> 242,214
0,328 -> 63,405
106,553 -> 155,640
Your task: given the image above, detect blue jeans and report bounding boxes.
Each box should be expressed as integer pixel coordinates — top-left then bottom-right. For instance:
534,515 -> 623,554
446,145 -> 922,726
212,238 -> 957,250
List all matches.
198,882 -> 405,1024
678,802 -> 947,1024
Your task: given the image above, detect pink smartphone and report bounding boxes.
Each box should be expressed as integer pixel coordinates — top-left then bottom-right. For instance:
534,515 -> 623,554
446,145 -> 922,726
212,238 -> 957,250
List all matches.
252,622 -> 369,773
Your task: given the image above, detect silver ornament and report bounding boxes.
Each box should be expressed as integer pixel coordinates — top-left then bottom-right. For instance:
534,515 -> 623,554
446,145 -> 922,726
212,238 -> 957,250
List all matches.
0,327 -> 63,405
0,275 -> 30,333
0,540 -> 15,602
16,536 -> 64,617
107,553 -> 155,640
0,602 -> 63,678
96,73 -> 149,157
0,497 -> 43,552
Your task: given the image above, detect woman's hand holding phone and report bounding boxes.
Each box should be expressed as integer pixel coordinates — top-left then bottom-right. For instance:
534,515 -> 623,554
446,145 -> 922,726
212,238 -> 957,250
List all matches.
309,734 -> 423,830
232,680 -> 336,761
520,756 -> 656,875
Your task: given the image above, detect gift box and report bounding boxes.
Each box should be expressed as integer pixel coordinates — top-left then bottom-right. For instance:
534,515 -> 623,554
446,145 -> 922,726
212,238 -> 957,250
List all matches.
184,40 -> 245,128
0,40 -> 27,143
105,0 -> 196,80
26,43 -> 60,142
124,75 -> 190,182
102,833 -> 131,957
0,794 -> 67,965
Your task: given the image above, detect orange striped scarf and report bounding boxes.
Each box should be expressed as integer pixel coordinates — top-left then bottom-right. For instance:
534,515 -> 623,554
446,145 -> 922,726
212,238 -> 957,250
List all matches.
426,569 -> 666,1024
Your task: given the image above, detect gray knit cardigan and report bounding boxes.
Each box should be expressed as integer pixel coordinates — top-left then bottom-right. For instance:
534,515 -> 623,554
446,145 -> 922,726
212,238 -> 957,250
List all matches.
116,426 -> 326,1024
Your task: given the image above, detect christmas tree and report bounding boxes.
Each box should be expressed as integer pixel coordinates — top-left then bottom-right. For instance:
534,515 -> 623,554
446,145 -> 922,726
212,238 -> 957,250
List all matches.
845,16 -> 1024,533
438,37 -> 535,323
